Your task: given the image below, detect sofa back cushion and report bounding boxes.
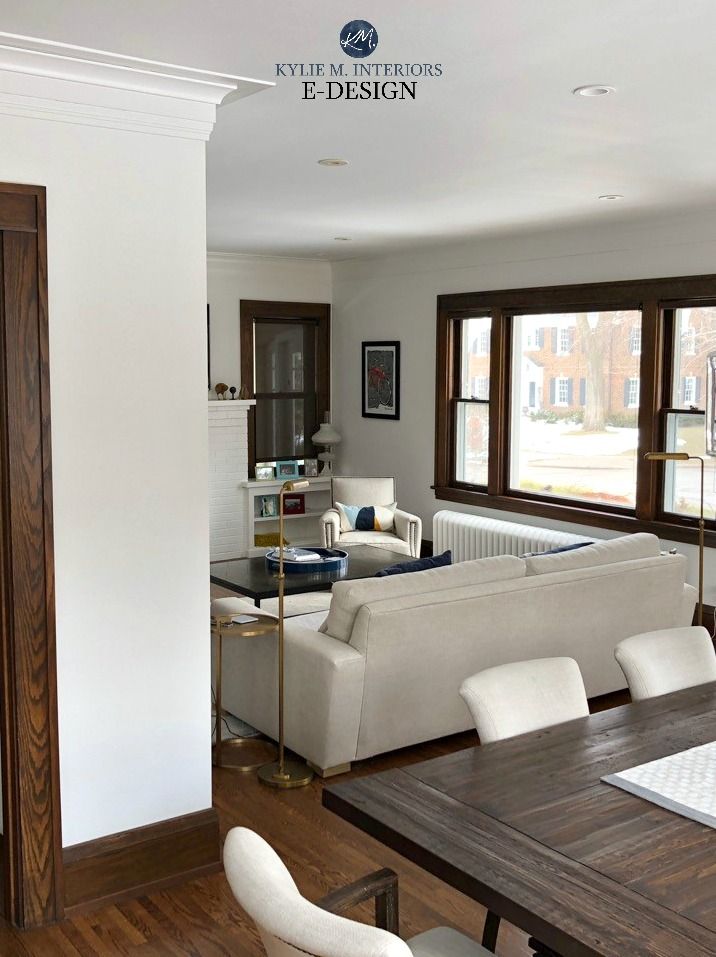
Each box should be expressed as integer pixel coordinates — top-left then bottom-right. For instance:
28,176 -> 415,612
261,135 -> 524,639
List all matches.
332,476 -> 396,507
321,554 -> 526,643
524,532 -> 660,576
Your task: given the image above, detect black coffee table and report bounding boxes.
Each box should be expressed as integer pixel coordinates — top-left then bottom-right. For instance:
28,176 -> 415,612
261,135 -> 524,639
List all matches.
210,544 -> 409,605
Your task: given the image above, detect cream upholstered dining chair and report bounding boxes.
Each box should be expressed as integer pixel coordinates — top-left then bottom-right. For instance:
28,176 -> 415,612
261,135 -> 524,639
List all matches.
224,827 -> 492,957
320,477 -> 422,558
458,657 -> 589,953
459,657 -> 590,745
614,626 -> 716,702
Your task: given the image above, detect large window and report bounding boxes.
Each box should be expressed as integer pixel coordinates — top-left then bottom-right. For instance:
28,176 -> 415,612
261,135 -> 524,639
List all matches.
510,311 -> 641,509
435,275 -> 716,546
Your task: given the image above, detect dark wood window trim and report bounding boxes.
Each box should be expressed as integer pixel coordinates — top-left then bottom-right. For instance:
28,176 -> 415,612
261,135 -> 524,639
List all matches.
240,300 -> 330,475
435,273 -> 716,548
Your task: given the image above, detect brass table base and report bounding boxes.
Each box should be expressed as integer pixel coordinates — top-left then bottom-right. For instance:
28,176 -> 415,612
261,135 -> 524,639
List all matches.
214,735 -> 278,772
258,758 -> 314,789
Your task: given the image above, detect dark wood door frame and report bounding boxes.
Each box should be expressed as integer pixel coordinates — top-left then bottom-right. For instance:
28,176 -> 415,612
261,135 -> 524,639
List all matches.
239,300 -> 331,473
0,183 -> 63,927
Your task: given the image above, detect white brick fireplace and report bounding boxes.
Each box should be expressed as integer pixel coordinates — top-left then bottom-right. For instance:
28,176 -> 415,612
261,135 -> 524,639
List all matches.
208,399 -> 255,561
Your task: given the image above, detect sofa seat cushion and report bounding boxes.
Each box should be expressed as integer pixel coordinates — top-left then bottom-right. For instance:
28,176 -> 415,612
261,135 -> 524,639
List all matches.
321,554 -> 526,643
524,532 -> 660,576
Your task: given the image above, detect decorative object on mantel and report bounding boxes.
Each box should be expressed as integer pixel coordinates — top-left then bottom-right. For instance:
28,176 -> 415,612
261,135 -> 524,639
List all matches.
645,450 -> 705,625
311,416 -> 342,475
276,460 -> 300,480
215,382 -> 229,399
255,463 -> 275,481
239,384 -> 251,399
362,340 -> 400,420
229,386 -> 237,399
258,480 -> 315,790
304,458 -> 319,477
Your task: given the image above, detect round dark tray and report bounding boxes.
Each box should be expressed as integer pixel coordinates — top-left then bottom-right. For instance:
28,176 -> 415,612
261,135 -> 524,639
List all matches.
265,546 -> 348,575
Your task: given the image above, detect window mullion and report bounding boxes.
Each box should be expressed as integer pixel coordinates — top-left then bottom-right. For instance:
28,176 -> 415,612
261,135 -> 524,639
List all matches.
488,308 -> 509,497
635,299 -> 662,522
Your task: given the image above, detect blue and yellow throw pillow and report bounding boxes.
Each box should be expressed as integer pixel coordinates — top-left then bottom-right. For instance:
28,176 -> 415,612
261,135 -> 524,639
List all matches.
336,501 -> 396,533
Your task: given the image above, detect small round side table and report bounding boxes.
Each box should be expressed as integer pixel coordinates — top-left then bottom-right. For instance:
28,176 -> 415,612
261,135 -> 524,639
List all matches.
211,613 -> 279,771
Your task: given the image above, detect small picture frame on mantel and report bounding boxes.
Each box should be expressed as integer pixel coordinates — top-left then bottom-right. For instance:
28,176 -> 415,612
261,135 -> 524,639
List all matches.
303,458 -> 319,477
255,463 -> 275,481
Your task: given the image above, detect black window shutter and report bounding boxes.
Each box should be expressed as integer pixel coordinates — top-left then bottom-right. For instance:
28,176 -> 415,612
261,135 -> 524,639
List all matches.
549,378 -> 556,404
579,377 -> 586,406
623,379 -> 630,407
537,328 -> 544,348
696,377 -> 702,403
551,328 -> 558,353
567,378 -> 574,405
681,377 -> 687,403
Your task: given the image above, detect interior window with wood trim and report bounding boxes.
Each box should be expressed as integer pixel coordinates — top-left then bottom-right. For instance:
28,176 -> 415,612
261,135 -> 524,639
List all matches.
240,301 -> 330,475
435,276 -> 716,547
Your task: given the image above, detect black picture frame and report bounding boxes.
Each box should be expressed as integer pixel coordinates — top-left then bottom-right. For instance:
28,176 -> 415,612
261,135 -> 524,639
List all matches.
362,340 -> 400,420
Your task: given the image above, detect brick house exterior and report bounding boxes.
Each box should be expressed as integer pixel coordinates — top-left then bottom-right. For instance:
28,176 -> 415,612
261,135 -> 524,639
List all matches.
466,308 -> 715,414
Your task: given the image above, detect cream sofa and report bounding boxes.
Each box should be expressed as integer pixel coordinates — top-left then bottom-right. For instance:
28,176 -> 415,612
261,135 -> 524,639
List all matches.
212,533 -> 696,776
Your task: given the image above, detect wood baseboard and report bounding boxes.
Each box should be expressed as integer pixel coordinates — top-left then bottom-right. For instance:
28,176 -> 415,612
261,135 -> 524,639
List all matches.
62,807 -> 220,915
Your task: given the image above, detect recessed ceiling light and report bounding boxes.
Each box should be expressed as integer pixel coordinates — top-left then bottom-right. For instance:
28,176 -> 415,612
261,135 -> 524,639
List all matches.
334,236 -> 352,241
318,158 -> 349,167
573,85 -> 615,97
598,194 -> 624,201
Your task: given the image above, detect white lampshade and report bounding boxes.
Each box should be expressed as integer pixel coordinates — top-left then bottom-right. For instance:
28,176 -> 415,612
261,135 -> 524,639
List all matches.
312,422 -> 342,446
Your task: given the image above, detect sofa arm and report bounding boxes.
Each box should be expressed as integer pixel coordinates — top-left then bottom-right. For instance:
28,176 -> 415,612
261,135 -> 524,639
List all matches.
678,583 -> 699,626
321,508 -> 341,548
393,509 -> 422,558
283,623 -> 365,769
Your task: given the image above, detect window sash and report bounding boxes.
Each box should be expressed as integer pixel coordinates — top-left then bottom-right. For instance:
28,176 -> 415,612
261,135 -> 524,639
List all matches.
435,276 -> 716,545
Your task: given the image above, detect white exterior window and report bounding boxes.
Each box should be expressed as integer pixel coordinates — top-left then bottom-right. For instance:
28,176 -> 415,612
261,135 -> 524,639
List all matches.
629,327 -> 641,356
556,377 -> 569,406
626,377 -> 640,409
683,376 -> 696,405
558,328 -> 571,355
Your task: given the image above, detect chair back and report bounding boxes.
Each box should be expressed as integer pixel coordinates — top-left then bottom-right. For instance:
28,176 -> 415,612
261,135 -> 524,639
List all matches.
460,657 -> 589,744
615,626 -> 716,701
332,477 -> 396,508
223,827 -> 411,957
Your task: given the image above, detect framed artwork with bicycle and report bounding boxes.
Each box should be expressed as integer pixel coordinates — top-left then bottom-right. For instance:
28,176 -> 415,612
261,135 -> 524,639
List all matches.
362,340 -> 400,420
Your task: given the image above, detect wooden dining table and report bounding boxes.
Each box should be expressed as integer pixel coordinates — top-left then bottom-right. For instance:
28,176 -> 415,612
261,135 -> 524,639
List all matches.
323,682 -> 716,957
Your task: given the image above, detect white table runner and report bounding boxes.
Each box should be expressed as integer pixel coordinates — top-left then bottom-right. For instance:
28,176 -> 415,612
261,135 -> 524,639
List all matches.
602,740 -> 716,829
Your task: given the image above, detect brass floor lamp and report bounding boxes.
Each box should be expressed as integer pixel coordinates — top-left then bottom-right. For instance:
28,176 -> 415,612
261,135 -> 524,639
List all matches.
258,478 -> 314,789
645,451 -> 704,626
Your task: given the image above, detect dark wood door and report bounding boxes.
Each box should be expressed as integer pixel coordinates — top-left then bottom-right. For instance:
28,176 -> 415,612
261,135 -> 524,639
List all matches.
0,184 -> 63,927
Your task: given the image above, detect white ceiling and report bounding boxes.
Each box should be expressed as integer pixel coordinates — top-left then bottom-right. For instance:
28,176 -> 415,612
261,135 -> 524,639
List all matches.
1,0 -> 715,259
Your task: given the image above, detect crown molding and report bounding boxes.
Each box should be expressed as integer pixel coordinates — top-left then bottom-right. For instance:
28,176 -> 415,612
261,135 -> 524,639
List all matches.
0,32 -> 273,140
207,251 -> 331,268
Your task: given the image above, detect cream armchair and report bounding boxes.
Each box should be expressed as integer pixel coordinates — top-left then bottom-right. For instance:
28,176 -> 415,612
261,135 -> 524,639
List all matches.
320,476 -> 422,557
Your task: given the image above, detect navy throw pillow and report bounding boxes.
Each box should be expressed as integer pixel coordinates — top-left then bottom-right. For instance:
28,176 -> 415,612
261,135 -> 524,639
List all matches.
520,541 -> 593,559
375,550 -> 452,577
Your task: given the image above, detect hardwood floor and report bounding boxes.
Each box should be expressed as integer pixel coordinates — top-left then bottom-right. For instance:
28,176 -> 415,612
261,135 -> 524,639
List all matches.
0,644 -> 629,956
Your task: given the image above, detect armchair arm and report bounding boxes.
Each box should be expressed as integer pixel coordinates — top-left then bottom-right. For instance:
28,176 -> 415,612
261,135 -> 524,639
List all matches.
317,868 -> 399,935
320,508 -> 341,548
393,509 -> 422,558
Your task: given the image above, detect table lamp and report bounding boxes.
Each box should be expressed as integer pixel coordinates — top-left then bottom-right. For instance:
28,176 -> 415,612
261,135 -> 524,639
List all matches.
258,478 -> 314,789
311,417 -> 341,475
645,451 -> 704,626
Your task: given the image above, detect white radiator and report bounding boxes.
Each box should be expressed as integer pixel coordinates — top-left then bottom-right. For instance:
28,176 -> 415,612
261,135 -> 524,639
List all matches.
432,510 -> 592,563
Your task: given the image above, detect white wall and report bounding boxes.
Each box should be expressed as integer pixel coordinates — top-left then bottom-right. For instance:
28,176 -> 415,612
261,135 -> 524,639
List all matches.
207,252 -> 332,390
0,114 -> 211,846
331,210 -> 716,605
